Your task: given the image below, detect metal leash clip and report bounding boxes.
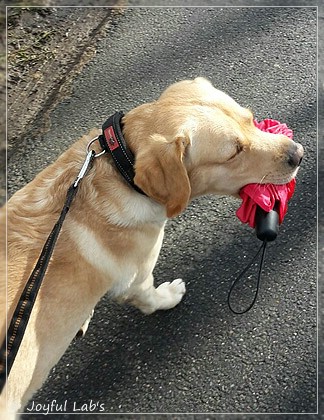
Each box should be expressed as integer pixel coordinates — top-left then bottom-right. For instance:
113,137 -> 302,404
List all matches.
73,136 -> 106,188
74,150 -> 96,188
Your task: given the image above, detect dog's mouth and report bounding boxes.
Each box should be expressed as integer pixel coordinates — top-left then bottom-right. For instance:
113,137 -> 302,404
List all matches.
261,167 -> 300,185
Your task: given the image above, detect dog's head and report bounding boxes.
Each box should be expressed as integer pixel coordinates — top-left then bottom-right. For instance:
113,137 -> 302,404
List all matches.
123,77 -> 303,218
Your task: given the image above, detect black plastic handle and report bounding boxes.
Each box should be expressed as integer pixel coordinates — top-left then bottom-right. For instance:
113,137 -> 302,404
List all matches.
255,202 -> 280,242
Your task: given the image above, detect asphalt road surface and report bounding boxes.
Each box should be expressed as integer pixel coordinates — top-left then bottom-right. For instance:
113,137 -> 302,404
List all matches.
7,5 -> 317,419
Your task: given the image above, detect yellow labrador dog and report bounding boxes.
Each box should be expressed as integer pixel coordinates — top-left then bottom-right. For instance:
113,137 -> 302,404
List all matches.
0,77 -> 303,418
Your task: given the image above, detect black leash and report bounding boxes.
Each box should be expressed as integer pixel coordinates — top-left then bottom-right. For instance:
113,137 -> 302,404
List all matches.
0,149 -> 96,393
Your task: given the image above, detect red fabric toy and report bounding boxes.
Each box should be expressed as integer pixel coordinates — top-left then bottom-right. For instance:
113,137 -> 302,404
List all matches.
236,119 -> 296,228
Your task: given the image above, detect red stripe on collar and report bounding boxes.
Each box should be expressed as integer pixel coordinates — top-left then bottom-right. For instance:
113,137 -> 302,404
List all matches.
104,125 -> 119,152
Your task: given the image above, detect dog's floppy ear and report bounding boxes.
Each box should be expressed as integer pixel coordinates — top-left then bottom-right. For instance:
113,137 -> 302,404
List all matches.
134,134 -> 191,218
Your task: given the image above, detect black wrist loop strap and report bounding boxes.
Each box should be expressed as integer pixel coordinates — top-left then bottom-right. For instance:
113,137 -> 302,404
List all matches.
227,239 -> 268,315
0,150 -> 95,393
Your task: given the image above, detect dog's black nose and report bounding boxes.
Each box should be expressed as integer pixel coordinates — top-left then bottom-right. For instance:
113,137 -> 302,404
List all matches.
288,143 -> 304,167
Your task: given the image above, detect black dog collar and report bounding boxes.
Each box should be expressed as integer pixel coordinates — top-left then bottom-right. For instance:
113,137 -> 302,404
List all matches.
98,111 -> 145,195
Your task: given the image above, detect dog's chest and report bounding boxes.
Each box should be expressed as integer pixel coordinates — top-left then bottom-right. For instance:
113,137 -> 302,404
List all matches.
68,218 -> 165,297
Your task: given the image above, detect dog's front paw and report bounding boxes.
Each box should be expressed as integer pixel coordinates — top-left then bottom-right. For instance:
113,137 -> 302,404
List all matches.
156,278 -> 186,310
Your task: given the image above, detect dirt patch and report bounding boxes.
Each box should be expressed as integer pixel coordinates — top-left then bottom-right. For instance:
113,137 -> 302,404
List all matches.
2,1 -> 124,205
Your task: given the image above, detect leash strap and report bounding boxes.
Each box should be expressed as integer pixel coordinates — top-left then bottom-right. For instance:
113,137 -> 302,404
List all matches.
0,150 -> 95,393
227,239 -> 267,314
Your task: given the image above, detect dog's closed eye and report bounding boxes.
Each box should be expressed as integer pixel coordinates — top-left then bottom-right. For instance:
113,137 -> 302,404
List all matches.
227,142 -> 244,161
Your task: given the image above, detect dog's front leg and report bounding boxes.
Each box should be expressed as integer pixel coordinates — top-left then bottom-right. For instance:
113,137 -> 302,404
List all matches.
129,273 -> 186,315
